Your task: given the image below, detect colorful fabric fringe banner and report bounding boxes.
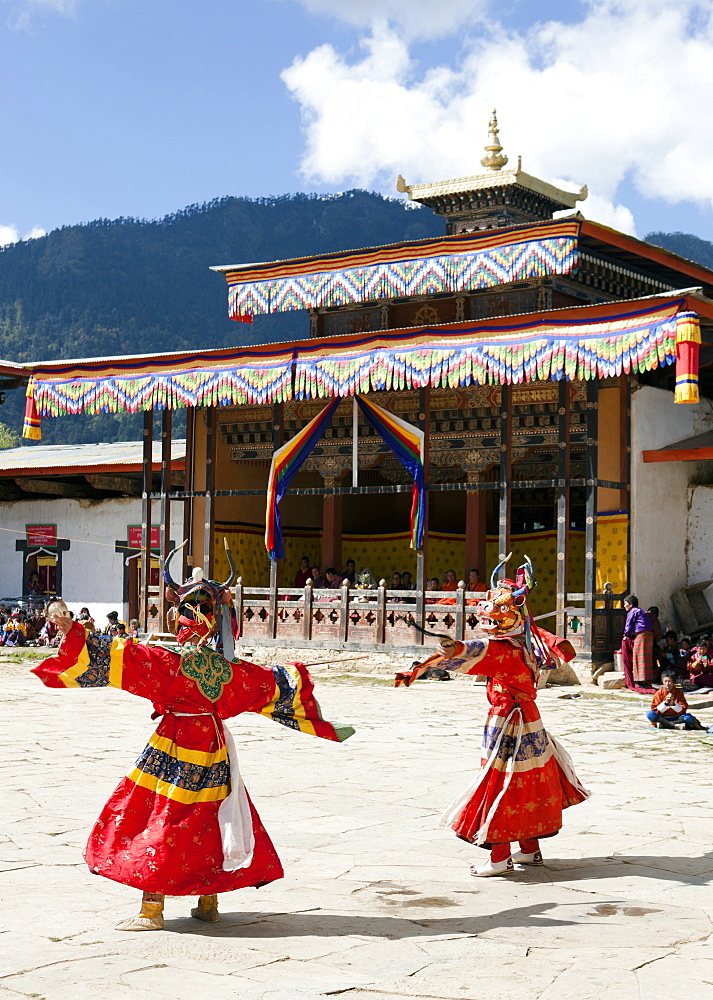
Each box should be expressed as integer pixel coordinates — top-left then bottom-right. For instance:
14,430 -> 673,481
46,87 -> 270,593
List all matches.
356,397 -> 425,550
22,379 -> 41,440
222,221 -> 580,320
674,311 -> 701,404
265,398 -> 341,559
24,298 -> 701,417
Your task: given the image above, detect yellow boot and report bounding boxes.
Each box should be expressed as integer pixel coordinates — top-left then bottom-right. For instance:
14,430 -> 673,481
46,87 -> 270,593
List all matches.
191,893 -> 220,923
115,893 -> 165,931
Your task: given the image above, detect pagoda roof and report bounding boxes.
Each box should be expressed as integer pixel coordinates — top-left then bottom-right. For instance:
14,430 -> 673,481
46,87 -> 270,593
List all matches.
396,164 -> 586,212
211,218 -> 713,322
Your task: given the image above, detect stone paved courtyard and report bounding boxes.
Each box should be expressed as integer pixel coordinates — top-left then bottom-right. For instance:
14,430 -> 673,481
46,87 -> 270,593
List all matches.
3,649 -> 713,999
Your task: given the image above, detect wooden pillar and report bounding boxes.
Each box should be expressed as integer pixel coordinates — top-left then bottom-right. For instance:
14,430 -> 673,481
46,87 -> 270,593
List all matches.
464,487 -> 487,580
321,487 -> 342,570
140,410 -> 153,632
182,406 -> 195,580
584,379 -> 599,656
158,409 -> 172,631
416,386 -> 431,643
203,407 -> 216,578
556,380 -> 570,638
498,385 -> 512,565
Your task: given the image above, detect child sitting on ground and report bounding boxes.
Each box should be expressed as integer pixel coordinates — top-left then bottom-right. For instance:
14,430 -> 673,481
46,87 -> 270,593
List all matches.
646,671 -> 708,730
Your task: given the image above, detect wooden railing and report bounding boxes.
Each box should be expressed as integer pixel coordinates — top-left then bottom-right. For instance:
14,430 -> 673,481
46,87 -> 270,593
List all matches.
234,578 -> 483,653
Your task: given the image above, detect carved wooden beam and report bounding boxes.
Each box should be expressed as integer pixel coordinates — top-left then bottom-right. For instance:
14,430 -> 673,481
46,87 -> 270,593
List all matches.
15,478 -> 86,497
85,474 -> 141,495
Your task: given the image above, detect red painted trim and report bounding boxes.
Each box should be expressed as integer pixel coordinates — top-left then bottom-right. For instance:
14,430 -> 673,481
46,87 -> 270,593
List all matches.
642,449 -> 713,463
0,459 -> 186,479
581,221 -> 713,289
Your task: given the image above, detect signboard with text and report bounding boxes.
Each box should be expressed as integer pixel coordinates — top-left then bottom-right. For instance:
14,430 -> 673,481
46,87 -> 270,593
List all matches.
26,524 -> 57,547
127,525 -> 161,549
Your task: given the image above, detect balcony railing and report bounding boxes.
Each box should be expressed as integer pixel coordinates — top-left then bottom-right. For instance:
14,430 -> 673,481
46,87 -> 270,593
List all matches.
234,578 -> 482,653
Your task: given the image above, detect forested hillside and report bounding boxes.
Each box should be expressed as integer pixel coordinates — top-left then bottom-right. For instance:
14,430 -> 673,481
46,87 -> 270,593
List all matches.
0,191 -> 441,443
0,193 -> 711,446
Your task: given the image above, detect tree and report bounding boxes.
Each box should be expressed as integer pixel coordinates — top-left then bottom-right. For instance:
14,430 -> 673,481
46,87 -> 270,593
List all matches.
0,420 -> 19,449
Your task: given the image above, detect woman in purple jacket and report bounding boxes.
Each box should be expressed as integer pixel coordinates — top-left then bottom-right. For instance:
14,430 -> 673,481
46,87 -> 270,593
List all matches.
621,595 -> 655,690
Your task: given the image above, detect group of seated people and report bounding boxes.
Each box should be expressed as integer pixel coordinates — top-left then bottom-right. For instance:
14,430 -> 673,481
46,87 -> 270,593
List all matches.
292,557 -> 490,598
0,606 -> 140,648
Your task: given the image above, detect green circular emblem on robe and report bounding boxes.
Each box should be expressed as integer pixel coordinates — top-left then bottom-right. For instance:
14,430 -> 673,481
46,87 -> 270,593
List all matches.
180,647 -> 233,702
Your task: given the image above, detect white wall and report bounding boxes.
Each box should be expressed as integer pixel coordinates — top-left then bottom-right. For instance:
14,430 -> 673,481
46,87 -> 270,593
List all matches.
0,497 -> 183,625
686,485 -> 713,621
630,385 -> 713,626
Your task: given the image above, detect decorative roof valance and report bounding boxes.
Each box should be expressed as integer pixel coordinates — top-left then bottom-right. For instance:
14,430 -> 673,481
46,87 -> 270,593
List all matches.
22,297 -> 700,438
215,220 -> 580,321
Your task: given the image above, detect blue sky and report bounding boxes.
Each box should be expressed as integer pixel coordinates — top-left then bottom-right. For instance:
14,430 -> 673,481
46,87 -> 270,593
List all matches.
1,0 -> 713,244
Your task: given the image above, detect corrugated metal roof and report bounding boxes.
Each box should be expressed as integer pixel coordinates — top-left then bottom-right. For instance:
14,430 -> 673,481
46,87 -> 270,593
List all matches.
0,439 -> 186,474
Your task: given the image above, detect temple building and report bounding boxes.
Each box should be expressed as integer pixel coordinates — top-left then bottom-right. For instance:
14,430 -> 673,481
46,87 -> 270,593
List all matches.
7,115 -> 713,659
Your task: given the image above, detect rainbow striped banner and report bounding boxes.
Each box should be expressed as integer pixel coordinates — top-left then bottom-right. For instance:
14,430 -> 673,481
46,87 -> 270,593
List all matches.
357,397 -> 425,550
265,398 -> 340,559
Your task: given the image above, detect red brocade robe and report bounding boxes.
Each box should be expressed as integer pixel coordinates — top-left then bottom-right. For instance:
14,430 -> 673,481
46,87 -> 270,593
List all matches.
33,623 -> 354,895
397,636 -> 588,848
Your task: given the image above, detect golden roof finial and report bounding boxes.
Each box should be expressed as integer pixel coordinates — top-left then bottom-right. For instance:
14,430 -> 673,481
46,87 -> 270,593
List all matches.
480,109 -> 508,172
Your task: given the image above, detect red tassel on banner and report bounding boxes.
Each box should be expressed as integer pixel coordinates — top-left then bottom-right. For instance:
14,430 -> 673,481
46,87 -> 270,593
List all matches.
674,312 -> 701,404
22,379 -> 41,440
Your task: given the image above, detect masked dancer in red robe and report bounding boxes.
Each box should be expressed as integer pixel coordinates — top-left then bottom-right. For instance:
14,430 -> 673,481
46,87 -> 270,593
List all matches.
34,540 -> 354,930
396,555 -> 588,877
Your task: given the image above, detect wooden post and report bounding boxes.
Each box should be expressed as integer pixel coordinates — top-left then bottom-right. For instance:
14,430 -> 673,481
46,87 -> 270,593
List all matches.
464,487 -> 487,582
234,576 -> 244,639
203,407 -> 216,578
268,558 -> 280,639
376,578 -> 387,645
339,579 -> 350,643
455,579 -> 466,642
140,409 -> 153,632
182,406 -> 195,581
556,380 -> 570,639
583,379 -> 599,656
303,578 -> 313,642
158,409 -> 172,631
417,385 -> 431,644
321,491 -> 342,570
498,385 -> 512,564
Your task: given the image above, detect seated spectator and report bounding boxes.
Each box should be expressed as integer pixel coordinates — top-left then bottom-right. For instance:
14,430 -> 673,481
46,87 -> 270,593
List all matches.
425,578 -> 441,605
38,618 -> 60,647
77,607 -> 95,632
128,619 -> 141,638
660,630 -> 686,677
678,636 -> 693,671
113,623 -> 128,638
0,612 -> 27,647
388,572 -> 403,602
294,556 -> 312,588
323,568 -> 343,589
310,565 -> 323,588
466,568 -> 488,593
26,570 -> 44,595
342,559 -> 357,585
442,570 -> 458,592
401,571 -> 414,591
646,671 -> 708,730
103,611 -> 128,634
688,636 -> 713,688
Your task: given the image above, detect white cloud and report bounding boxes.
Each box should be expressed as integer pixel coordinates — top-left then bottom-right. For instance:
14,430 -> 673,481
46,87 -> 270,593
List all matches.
282,0 -> 713,234
0,224 -> 46,246
0,225 -> 19,247
3,0 -> 81,30
279,0 -> 487,40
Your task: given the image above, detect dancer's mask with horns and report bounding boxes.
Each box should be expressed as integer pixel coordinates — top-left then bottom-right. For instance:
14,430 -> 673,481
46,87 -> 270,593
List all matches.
163,539 -> 237,649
